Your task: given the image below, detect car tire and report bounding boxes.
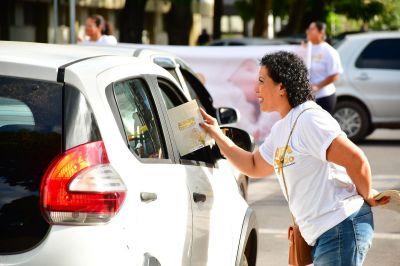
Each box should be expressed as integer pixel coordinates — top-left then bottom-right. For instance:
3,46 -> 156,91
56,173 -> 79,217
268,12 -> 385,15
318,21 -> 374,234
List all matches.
239,253 -> 249,266
333,100 -> 370,142
243,230 -> 257,266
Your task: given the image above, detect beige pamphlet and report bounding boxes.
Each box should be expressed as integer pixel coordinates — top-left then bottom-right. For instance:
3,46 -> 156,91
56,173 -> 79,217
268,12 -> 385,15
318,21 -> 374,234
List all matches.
167,100 -> 214,156
374,190 -> 400,213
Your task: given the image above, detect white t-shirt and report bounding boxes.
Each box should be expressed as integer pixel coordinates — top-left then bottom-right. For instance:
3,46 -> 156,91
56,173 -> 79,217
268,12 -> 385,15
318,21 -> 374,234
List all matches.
81,35 -> 117,45
259,101 -> 364,245
303,42 -> 343,99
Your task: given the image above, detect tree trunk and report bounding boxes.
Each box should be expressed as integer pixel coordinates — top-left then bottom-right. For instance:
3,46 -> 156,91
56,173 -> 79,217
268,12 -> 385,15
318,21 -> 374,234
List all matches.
253,0 -> 271,37
243,20 -> 250,37
119,0 -> 147,43
166,1 -> 193,45
213,0 -> 223,40
0,0 -> 12,40
279,0 -> 307,36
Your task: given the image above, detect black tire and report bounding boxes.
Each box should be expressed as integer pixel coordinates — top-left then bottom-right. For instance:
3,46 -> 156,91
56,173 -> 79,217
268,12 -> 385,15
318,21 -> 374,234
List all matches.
244,230 -> 257,266
333,100 -> 370,142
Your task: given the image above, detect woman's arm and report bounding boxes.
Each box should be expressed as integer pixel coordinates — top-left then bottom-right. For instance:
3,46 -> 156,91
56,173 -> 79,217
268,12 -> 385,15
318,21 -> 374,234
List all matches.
326,135 -> 390,206
311,73 -> 340,92
200,108 -> 274,178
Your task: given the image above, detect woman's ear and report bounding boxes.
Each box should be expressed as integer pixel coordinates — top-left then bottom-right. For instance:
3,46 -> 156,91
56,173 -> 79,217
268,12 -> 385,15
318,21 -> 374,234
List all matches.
279,84 -> 286,96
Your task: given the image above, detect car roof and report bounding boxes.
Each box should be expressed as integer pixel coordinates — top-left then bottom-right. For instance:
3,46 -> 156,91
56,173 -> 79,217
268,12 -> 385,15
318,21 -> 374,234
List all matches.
0,41 -> 108,69
344,31 -> 400,40
0,41 -> 176,83
78,43 -> 191,67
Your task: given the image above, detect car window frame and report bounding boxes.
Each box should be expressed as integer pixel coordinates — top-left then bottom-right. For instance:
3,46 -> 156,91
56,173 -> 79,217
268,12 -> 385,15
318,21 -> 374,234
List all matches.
178,65 -> 216,117
150,76 -> 217,168
105,74 -> 177,164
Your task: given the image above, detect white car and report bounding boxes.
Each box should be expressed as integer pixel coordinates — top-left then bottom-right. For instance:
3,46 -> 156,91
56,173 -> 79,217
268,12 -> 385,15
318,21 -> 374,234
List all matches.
79,44 -> 252,200
0,42 -> 257,266
334,32 -> 400,142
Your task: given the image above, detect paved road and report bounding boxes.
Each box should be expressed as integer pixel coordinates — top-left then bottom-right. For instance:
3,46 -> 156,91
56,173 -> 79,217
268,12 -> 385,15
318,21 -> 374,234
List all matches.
248,129 -> 400,266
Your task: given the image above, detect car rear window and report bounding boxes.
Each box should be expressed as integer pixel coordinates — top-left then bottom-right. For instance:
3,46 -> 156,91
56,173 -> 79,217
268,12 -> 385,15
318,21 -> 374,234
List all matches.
0,76 -> 62,254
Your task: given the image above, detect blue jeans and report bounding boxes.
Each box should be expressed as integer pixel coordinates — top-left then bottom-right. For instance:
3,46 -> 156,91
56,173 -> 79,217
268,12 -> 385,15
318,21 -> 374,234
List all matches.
312,202 -> 374,266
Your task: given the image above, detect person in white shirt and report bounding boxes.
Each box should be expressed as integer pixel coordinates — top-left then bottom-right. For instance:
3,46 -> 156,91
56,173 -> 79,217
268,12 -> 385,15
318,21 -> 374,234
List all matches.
305,21 -> 343,114
199,51 -> 390,265
79,14 -> 117,45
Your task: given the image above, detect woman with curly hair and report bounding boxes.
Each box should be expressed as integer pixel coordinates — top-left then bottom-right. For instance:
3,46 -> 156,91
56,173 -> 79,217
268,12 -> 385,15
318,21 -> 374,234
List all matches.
200,51 -> 389,265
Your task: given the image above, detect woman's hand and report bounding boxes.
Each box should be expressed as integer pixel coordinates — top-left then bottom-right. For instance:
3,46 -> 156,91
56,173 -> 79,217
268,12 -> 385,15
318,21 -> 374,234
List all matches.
199,108 -> 224,140
366,189 -> 391,207
199,108 -> 274,178
365,195 -> 391,207
311,84 -> 319,92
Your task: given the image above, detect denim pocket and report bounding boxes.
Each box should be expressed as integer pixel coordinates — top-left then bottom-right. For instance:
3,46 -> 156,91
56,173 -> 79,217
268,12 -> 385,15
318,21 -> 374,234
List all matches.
352,211 -> 374,263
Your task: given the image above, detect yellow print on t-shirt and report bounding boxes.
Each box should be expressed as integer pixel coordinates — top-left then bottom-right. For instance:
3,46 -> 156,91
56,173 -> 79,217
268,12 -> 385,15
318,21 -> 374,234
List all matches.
274,145 -> 295,175
312,53 -> 324,62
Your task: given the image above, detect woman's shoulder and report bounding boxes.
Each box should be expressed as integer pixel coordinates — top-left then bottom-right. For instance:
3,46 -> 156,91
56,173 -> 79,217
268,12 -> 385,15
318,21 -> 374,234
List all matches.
321,42 -> 340,55
98,35 -> 118,45
294,101 -> 333,122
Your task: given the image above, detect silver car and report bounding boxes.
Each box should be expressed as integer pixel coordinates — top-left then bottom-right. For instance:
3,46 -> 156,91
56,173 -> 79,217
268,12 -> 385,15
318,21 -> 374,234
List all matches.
334,32 -> 400,142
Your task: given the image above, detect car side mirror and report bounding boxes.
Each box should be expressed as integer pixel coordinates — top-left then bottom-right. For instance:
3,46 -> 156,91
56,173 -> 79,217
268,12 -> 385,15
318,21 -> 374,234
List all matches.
216,107 -> 239,125
212,126 -> 255,159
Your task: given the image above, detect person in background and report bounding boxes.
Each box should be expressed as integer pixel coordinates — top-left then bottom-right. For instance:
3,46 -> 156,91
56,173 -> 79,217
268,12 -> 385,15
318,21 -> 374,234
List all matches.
197,29 -> 211,46
305,21 -> 342,114
79,14 -> 117,45
200,51 -> 389,265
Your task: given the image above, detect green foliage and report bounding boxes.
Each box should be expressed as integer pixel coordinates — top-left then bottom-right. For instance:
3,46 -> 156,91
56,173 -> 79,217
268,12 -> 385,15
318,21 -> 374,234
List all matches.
332,0 -> 400,31
335,0 -> 384,23
369,0 -> 400,30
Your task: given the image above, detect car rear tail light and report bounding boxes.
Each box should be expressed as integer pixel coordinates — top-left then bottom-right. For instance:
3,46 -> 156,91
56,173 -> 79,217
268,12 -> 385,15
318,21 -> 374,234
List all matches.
40,141 -> 127,225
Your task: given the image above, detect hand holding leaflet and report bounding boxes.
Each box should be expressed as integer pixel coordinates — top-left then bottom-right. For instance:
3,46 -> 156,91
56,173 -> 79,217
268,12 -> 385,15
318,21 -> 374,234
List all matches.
167,100 -> 214,156
373,190 -> 400,213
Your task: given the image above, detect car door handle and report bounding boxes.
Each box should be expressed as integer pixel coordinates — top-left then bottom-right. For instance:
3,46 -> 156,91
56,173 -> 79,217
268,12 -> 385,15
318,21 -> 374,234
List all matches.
356,73 -> 370,81
193,192 -> 206,203
140,192 -> 158,202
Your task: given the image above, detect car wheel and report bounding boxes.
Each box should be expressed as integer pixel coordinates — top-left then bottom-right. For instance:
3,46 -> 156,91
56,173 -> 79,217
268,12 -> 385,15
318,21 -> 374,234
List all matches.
243,230 -> 257,266
239,253 -> 249,266
333,100 -> 370,142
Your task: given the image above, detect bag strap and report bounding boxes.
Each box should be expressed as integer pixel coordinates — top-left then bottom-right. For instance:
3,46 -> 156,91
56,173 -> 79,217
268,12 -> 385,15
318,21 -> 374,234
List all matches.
279,108 -> 314,225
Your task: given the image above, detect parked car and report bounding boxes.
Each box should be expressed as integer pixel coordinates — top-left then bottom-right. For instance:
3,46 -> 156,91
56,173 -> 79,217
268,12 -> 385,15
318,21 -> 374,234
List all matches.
0,42 -> 257,266
333,32 -> 400,142
79,43 -> 252,200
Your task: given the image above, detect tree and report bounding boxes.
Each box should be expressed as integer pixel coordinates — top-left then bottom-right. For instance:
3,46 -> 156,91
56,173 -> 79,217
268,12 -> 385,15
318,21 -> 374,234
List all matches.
335,0 -> 385,30
234,0 -> 254,37
213,0 -> 223,40
253,0 -> 272,37
166,0 -> 193,45
234,0 -> 272,37
278,0 -> 307,36
119,0 -> 148,43
369,0 -> 400,30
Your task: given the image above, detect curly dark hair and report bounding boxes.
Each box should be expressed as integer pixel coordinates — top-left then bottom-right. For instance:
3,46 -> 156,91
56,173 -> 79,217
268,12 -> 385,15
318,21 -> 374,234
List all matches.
260,51 -> 314,108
